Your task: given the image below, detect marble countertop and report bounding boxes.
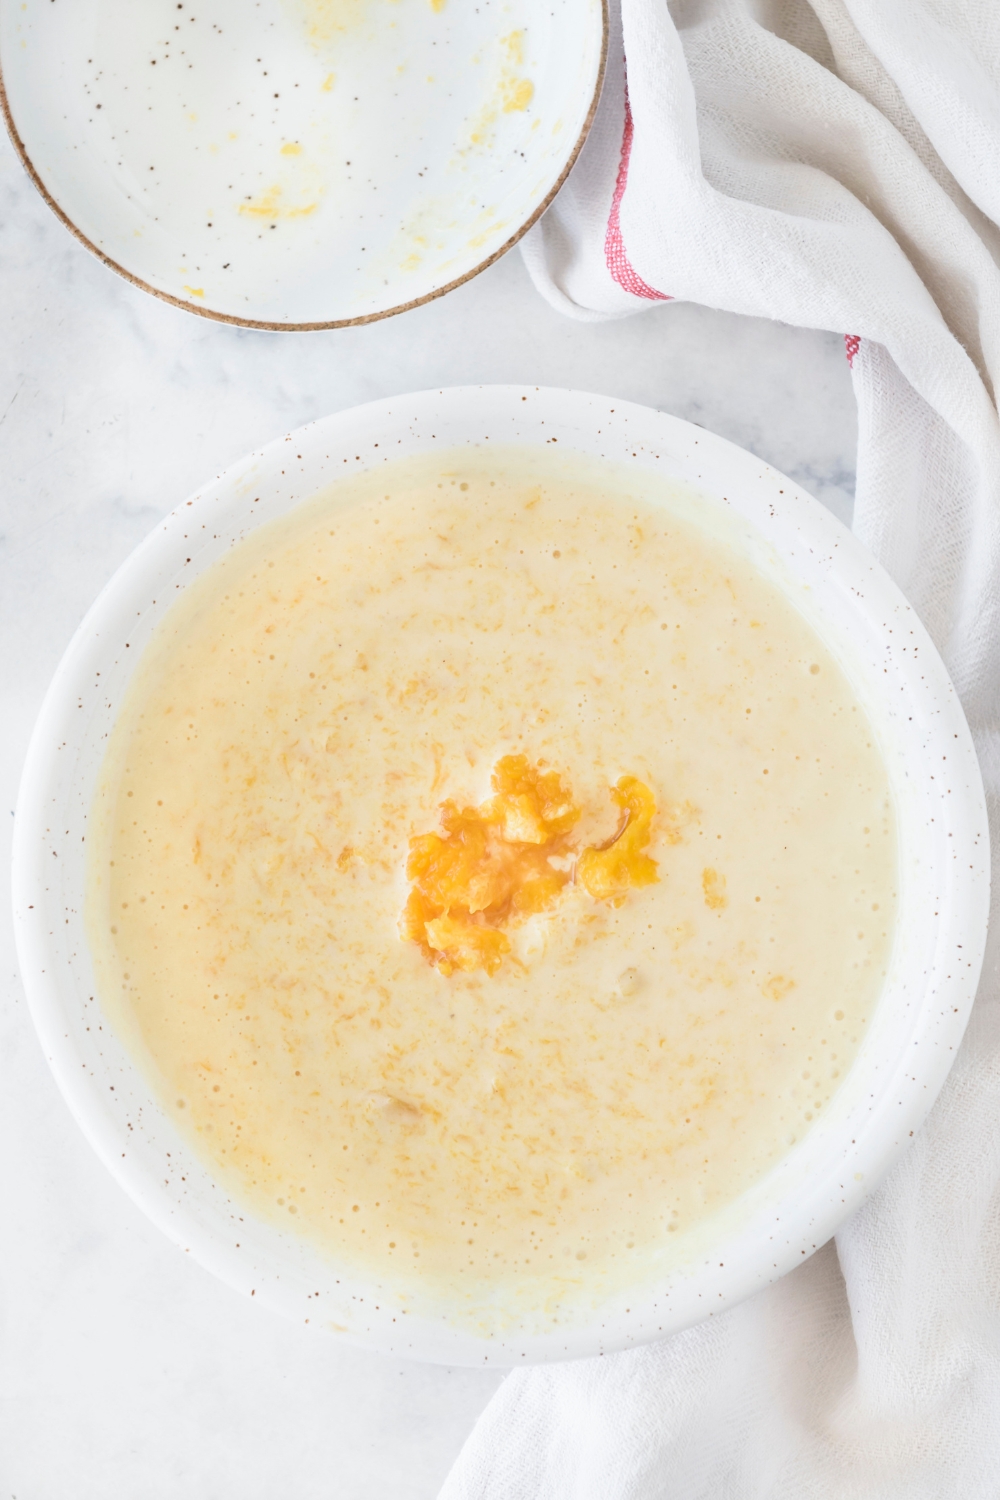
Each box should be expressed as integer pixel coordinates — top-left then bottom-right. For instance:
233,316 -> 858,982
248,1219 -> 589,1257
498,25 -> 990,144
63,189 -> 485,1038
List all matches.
0,125 -> 858,1498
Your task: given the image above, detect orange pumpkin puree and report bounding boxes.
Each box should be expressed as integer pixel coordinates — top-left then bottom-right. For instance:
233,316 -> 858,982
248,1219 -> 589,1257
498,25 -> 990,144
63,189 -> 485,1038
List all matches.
401,755 -> 659,975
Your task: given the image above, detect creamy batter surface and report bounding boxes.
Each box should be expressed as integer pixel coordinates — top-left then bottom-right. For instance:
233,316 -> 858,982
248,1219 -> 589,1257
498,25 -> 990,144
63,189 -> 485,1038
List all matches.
87,448 -> 897,1320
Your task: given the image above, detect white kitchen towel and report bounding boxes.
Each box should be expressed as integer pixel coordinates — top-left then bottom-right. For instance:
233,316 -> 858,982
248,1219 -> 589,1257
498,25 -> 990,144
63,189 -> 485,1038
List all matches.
440,3 -> 1000,1496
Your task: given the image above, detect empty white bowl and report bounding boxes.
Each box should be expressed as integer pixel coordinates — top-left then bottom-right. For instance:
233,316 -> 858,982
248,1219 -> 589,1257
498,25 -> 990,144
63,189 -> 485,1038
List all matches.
0,0 -> 606,327
12,387 -> 989,1364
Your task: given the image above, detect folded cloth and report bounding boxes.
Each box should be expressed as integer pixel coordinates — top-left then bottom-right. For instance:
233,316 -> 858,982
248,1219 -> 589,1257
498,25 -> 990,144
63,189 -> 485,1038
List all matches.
440,3 -> 1000,1495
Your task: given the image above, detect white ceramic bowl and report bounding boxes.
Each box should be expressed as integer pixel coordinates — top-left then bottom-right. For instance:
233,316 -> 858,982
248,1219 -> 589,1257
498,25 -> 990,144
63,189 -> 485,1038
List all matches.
0,0 -> 606,328
13,387 -> 989,1365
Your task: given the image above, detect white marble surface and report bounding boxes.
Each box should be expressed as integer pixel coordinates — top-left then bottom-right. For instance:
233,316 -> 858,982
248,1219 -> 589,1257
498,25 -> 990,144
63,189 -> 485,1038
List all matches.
0,120 -> 858,1498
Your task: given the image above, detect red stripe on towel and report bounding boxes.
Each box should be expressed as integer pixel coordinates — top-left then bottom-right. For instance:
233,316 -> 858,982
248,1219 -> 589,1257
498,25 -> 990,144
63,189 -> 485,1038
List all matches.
605,77 -> 670,302
845,334 -> 861,366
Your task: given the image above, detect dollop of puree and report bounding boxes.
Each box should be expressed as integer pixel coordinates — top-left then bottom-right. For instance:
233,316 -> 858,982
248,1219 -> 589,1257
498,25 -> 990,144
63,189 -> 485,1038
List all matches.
401,754 -> 659,975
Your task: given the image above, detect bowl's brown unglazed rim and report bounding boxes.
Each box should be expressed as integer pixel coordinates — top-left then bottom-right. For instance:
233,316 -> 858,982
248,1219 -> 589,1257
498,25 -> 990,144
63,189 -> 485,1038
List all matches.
0,2 -> 609,332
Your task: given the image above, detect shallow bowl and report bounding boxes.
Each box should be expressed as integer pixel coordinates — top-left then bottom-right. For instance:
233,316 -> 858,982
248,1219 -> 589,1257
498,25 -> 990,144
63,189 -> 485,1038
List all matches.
0,0 -> 606,328
12,386 -> 989,1364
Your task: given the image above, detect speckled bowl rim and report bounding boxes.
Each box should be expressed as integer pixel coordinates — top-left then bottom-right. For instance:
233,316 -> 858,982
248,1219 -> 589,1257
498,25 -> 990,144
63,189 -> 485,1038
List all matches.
0,2 -> 608,331
11,387 -> 990,1365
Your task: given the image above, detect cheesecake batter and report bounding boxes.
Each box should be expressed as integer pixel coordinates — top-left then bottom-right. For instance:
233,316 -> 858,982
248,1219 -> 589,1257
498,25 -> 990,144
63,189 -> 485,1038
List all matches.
86,448 -> 897,1320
